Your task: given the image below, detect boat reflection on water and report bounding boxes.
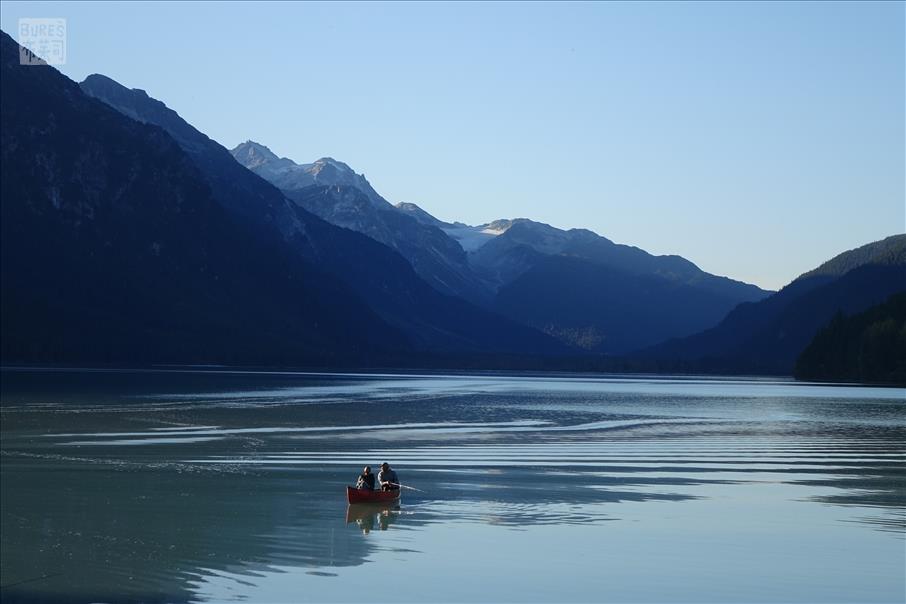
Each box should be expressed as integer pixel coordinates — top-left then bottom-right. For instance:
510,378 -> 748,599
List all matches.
345,503 -> 402,534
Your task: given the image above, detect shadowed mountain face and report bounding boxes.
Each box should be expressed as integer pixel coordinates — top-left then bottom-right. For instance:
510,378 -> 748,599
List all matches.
76,69 -> 560,357
230,142 -> 492,304
0,32 -> 403,365
462,218 -> 771,353
639,235 -> 906,374
494,255 -> 766,353
794,292 -> 906,385
77,75 -> 312,249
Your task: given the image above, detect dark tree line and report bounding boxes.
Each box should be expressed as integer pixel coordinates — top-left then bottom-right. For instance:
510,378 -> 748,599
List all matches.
794,292 -> 906,385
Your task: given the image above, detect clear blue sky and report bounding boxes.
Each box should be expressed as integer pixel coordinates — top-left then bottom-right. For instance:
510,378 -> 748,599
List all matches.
2,1 -> 903,290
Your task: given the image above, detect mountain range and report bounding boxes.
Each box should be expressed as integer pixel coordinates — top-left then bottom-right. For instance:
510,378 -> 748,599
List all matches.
79,74 -> 559,358
2,32 -> 559,365
2,29 -> 904,376
231,142 -> 772,353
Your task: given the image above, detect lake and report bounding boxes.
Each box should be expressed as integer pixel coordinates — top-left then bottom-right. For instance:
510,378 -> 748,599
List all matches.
1,368 -> 903,603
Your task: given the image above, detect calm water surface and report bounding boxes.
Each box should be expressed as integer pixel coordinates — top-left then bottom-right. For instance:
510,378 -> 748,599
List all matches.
1,369 -> 904,603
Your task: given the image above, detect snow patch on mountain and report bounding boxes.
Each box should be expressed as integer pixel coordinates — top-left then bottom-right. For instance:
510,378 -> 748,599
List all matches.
482,225 -> 509,236
442,222 -> 512,252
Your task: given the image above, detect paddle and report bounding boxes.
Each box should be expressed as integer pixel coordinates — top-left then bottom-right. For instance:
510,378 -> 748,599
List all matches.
389,482 -> 423,492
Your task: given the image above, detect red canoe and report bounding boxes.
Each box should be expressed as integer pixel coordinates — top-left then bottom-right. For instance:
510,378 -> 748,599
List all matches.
346,486 -> 401,504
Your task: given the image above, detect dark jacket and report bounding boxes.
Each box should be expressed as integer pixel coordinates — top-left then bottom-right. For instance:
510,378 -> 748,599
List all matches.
356,473 -> 376,490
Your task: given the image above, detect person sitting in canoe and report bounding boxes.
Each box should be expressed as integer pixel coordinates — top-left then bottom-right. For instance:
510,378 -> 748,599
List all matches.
378,462 -> 399,492
355,465 -> 375,491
